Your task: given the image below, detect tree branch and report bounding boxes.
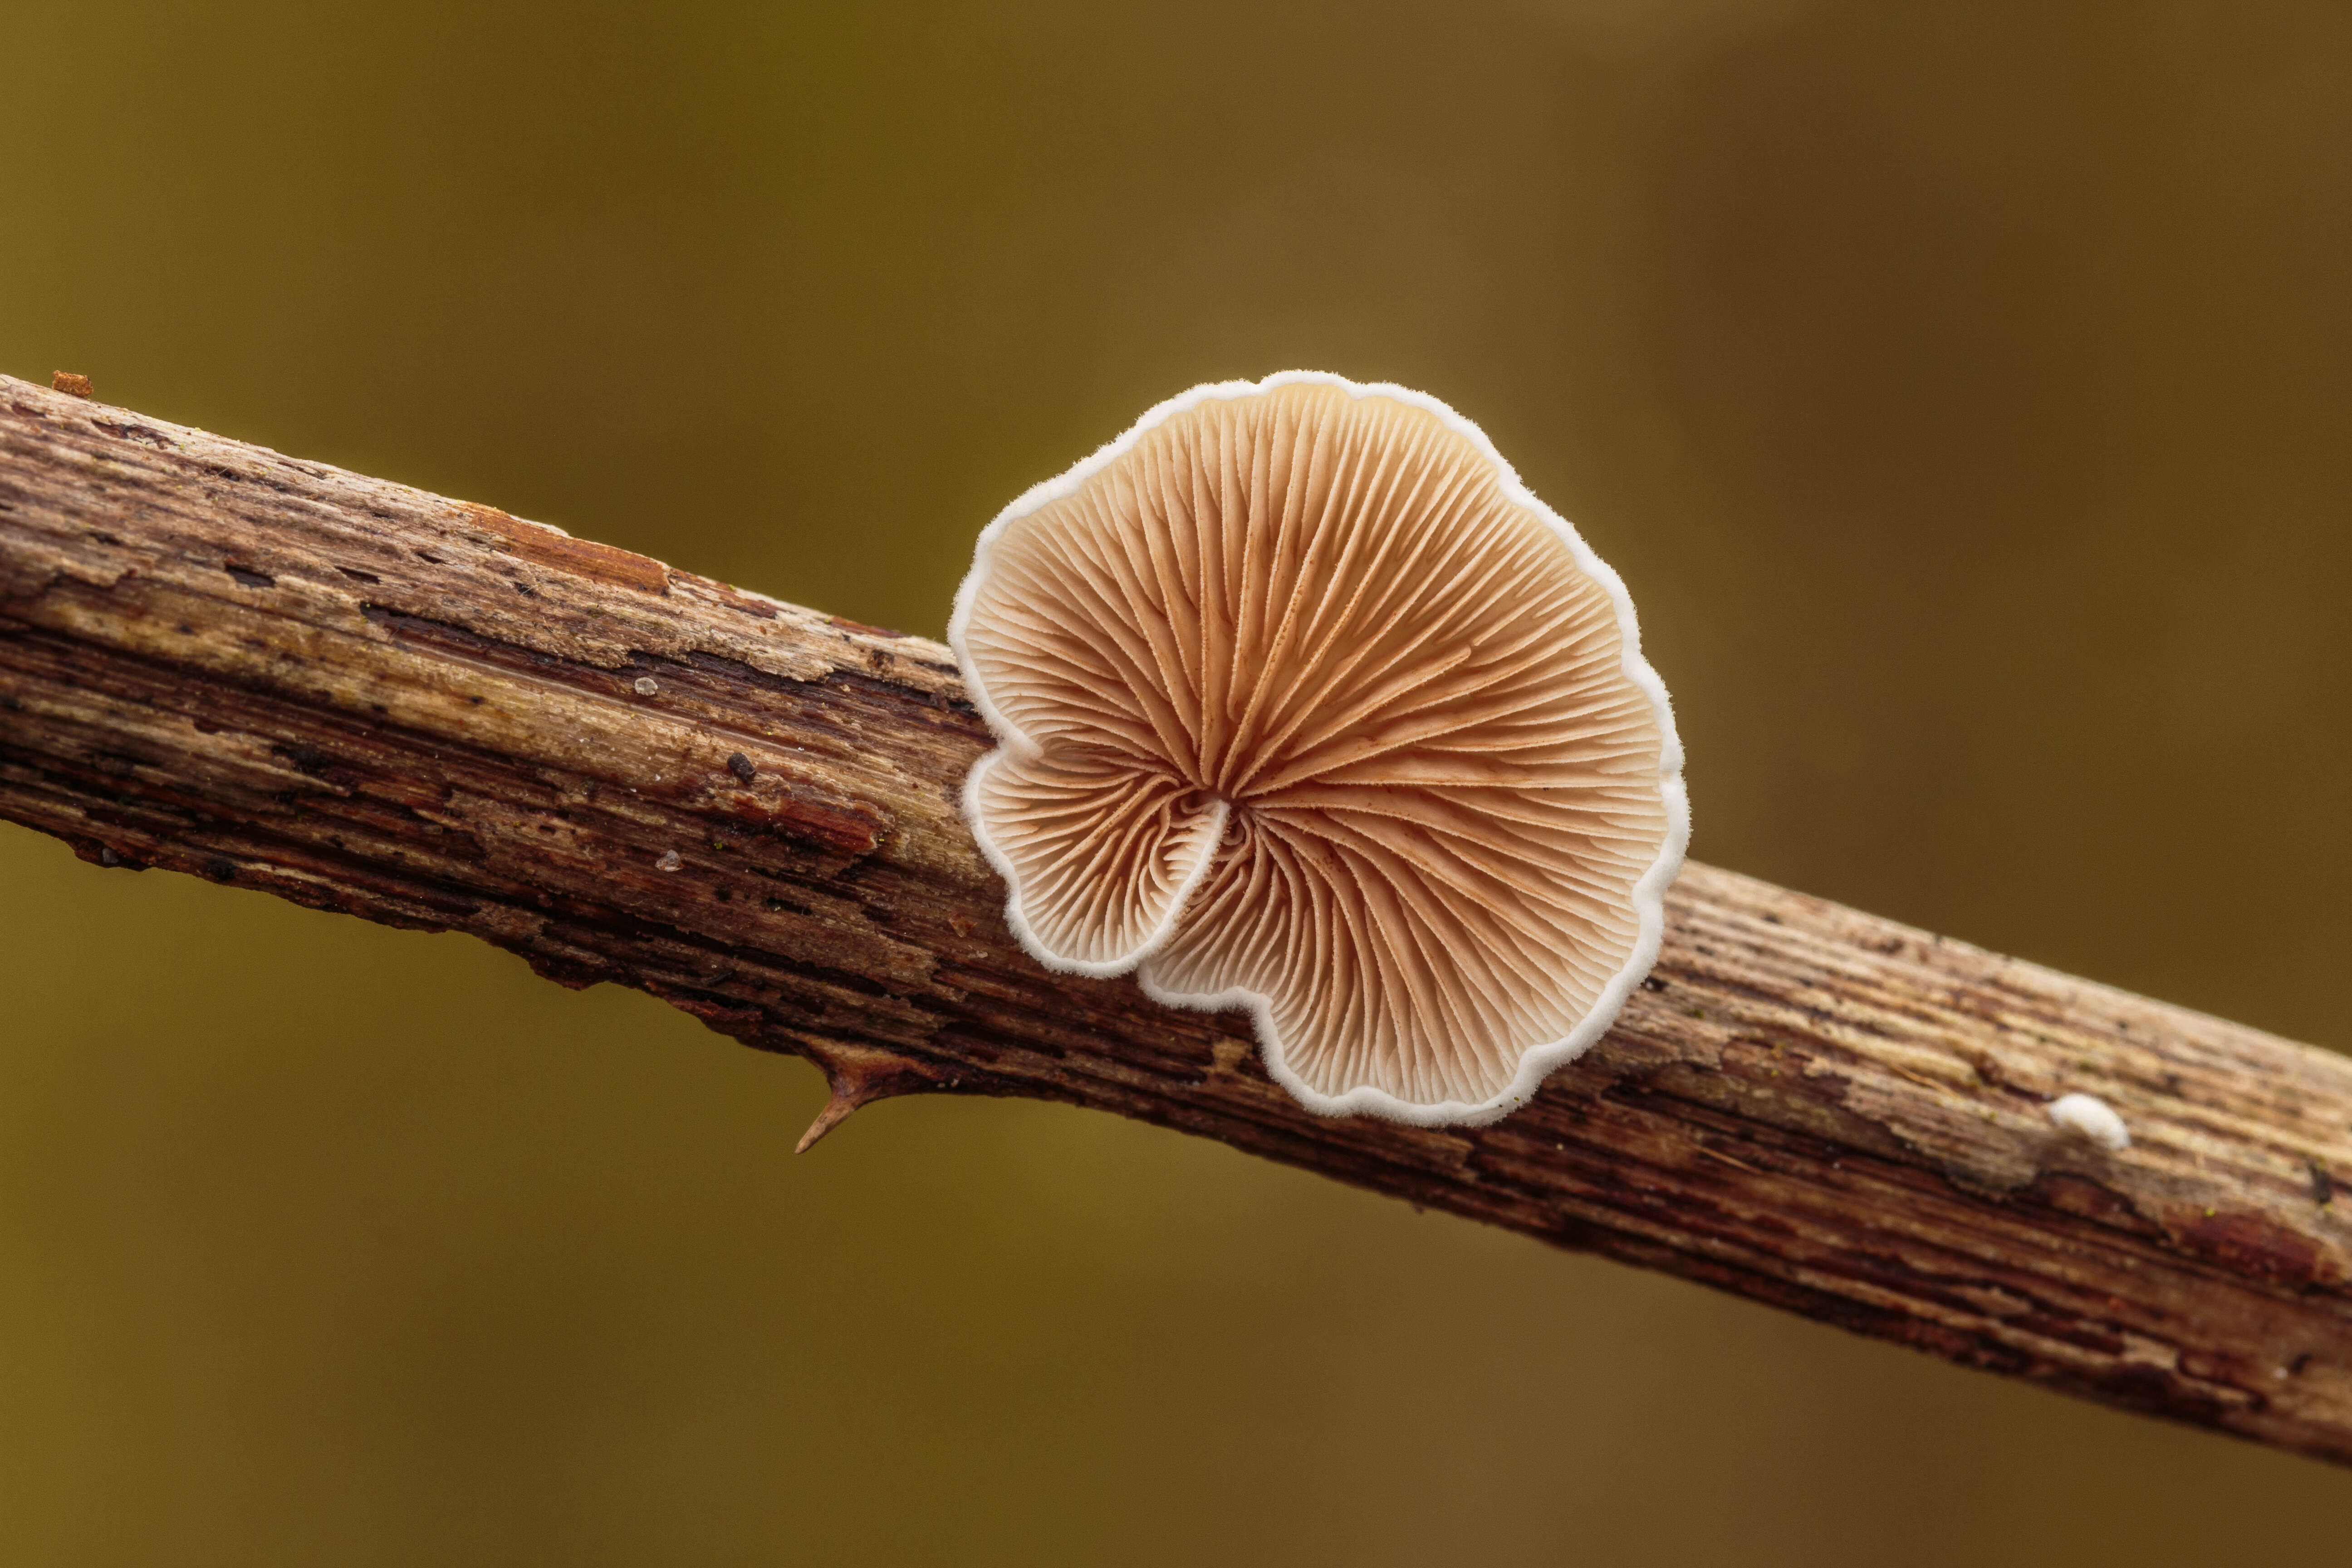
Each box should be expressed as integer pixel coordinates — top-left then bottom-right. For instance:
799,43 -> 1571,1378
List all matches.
3,373 -> 2347,1462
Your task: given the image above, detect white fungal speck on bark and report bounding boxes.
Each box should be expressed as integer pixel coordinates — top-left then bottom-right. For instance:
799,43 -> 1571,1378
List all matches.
2048,1092 -> 2130,1151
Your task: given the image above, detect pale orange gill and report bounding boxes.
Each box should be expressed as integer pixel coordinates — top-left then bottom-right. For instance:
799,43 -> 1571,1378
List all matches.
950,373 -> 1688,1125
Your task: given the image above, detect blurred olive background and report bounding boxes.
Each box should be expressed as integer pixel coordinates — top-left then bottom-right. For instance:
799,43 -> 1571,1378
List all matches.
4,0 -> 2348,1562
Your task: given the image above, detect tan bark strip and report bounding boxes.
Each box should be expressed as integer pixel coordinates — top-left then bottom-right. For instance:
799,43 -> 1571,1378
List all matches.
2,373 -> 2347,1462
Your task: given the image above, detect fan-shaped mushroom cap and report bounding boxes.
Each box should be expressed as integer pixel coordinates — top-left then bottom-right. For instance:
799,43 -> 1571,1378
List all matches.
950,372 -> 1688,1126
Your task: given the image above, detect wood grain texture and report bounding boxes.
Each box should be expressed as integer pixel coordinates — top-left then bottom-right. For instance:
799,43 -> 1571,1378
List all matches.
2,373 -> 2347,1462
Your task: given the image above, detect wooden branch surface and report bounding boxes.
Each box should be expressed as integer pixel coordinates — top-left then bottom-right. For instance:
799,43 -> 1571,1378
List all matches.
3,374 -> 2348,1463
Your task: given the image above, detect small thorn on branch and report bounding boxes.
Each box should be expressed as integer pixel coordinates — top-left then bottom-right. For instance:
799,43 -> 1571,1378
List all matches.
793,1042 -> 933,1154
794,1090 -> 862,1154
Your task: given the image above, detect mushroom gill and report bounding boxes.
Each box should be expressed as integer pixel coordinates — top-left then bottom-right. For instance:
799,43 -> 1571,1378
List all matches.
951,374 -> 1687,1125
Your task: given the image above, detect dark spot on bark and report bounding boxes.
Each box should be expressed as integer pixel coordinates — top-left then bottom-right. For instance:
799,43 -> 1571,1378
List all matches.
826,614 -> 905,639
2289,1352 -> 2313,1375
416,549 -> 444,564
2310,1160 -> 2334,1208
524,952 -> 606,990
271,742 -> 332,777
204,857 -> 237,882
510,580 -> 534,596
176,623 -> 193,635
2023,1171 -> 2167,1238
225,564 -> 275,588
2180,1210 -> 2322,1286
1642,975 -> 1669,992
93,418 -> 169,447
727,752 -> 756,783
469,695 -> 484,705
337,566 -> 381,584
2085,1362 -> 2234,1426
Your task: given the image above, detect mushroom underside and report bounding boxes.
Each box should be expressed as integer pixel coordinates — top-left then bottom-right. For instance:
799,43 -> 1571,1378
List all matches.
956,378 -> 1681,1117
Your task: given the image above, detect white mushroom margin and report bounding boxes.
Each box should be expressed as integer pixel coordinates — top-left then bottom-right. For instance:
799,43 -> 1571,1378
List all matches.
948,370 -> 1691,1127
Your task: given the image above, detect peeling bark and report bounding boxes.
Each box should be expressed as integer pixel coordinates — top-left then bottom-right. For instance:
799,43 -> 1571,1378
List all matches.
2,374 -> 2348,1463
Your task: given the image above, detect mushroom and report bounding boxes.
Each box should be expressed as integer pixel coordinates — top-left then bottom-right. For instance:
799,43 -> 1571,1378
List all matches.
950,372 -> 1688,1125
